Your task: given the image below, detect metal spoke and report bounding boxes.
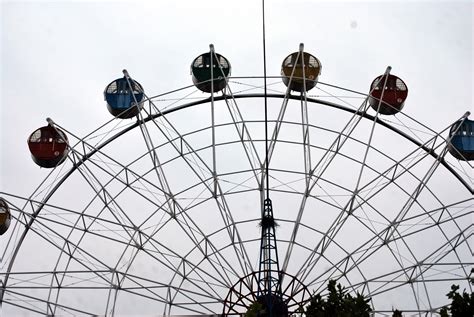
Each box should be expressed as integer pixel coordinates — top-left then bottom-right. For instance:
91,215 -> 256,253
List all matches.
1,81 -> 471,316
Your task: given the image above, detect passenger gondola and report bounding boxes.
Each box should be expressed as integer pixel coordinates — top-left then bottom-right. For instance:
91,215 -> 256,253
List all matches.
104,73 -> 144,119
191,45 -> 231,93
28,125 -> 69,168
281,44 -> 321,92
369,73 -> 408,115
448,117 -> 474,161
0,198 -> 11,235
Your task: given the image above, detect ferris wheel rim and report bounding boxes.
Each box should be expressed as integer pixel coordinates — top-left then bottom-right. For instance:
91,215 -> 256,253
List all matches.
1,85 -> 472,315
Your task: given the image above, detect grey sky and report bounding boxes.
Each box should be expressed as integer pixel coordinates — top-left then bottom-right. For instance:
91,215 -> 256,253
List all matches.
1,0 -> 472,192
1,0 -> 473,315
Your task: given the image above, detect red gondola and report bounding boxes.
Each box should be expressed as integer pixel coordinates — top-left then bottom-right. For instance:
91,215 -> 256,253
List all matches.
28,125 -> 69,168
369,74 -> 408,115
0,198 -> 11,235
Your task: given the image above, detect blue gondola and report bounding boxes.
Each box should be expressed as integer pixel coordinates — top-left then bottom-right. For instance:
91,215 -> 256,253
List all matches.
448,118 -> 474,161
104,76 -> 144,119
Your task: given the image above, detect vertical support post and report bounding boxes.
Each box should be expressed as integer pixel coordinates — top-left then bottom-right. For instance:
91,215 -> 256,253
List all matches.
210,44 -> 218,197
257,198 -> 283,315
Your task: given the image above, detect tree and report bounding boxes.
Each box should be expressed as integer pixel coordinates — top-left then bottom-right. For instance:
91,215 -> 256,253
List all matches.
305,280 -> 372,317
392,309 -> 403,317
245,301 -> 265,317
439,284 -> 474,317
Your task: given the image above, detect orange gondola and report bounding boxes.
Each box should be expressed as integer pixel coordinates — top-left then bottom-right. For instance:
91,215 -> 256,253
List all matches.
281,46 -> 321,92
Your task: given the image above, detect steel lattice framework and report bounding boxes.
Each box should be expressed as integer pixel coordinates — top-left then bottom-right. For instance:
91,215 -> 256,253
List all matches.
0,75 -> 473,316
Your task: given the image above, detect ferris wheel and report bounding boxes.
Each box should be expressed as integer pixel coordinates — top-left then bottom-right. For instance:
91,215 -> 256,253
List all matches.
0,42 -> 473,316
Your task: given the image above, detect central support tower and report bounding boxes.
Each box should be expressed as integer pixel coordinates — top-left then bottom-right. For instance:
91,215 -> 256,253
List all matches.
256,198 -> 287,316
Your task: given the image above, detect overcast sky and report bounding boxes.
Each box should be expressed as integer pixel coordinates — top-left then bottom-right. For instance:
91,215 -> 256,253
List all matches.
1,0 -> 472,193
1,0 -> 473,315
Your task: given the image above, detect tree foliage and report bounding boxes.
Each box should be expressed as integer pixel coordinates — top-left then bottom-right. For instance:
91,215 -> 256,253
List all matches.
245,301 -> 265,317
305,280 -> 372,317
439,284 -> 474,317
